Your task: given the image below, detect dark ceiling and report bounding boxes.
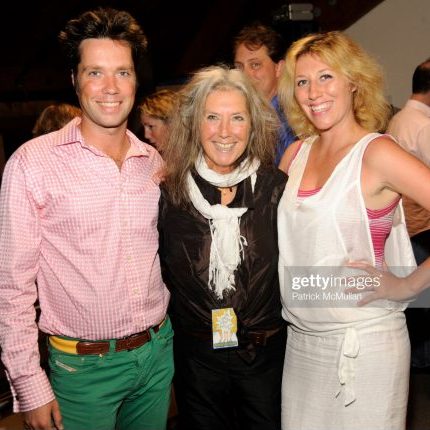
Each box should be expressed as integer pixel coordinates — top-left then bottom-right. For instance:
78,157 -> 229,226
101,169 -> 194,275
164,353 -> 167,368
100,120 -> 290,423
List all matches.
0,0 -> 383,103
0,0 -> 382,159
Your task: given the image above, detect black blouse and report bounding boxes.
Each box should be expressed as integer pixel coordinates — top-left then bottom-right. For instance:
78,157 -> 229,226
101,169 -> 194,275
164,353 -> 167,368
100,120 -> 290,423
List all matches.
158,166 -> 288,334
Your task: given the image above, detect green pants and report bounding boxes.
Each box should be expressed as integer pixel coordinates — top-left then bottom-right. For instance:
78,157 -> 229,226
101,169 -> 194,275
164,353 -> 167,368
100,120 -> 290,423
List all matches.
48,318 -> 174,430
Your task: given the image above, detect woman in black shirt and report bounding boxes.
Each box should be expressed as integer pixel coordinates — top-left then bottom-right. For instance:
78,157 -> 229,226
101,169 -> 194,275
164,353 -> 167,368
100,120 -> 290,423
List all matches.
158,65 -> 287,430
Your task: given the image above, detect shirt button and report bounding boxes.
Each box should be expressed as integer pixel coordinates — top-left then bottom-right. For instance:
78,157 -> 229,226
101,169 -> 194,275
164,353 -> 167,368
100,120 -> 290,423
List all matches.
132,288 -> 139,295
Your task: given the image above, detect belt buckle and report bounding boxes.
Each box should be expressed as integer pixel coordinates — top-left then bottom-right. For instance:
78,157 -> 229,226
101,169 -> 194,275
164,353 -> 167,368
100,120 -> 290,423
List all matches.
121,337 -> 133,351
127,331 -> 148,350
115,330 -> 151,352
251,332 -> 266,346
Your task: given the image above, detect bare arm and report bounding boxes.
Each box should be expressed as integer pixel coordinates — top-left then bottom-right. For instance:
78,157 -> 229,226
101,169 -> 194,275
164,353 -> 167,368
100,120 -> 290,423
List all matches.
278,139 -> 302,174
347,259 -> 430,305
350,136 -> 430,304
363,135 -> 430,212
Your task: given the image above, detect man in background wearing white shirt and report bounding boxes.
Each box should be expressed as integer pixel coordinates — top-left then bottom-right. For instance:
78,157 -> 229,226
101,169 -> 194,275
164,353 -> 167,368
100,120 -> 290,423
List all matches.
388,58 -> 430,368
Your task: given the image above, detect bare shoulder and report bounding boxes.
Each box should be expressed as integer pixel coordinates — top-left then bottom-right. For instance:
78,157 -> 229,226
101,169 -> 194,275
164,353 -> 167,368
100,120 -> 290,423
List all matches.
363,134 -> 409,168
278,139 -> 302,174
363,133 -> 430,198
366,134 -> 399,151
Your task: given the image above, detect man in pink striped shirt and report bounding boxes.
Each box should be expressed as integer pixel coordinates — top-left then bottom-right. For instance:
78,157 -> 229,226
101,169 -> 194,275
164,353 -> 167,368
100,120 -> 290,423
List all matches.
0,8 -> 172,430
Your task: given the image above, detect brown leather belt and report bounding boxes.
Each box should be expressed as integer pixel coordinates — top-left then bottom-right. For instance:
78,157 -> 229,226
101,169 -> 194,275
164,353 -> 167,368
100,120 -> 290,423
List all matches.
77,330 -> 153,354
49,319 -> 165,355
247,326 -> 281,346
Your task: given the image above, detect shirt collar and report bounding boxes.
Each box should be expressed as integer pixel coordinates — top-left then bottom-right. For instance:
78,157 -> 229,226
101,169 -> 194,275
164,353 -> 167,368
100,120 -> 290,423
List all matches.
405,99 -> 430,117
54,116 -> 150,157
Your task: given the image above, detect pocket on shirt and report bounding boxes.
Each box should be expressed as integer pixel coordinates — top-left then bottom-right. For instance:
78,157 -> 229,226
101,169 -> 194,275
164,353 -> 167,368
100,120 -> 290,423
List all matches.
129,178 -> 161,230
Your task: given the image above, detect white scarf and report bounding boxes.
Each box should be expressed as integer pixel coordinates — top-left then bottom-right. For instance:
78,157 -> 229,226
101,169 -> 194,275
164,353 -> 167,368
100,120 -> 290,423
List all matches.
187,154 -> 260,299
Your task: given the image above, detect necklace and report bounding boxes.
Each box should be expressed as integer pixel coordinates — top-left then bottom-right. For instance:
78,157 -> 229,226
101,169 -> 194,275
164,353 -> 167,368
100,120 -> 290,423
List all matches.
217,186 -> 234,196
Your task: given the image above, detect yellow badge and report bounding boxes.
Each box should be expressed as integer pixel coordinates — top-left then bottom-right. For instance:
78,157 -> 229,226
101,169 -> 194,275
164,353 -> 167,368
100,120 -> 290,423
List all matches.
211,308 -> 239,349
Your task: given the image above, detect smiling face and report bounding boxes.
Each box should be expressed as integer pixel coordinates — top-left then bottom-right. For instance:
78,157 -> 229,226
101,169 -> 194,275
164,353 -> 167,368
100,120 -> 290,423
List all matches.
294,53 -> 356,133
74,38 -> 137,131
200,88 -> 250,174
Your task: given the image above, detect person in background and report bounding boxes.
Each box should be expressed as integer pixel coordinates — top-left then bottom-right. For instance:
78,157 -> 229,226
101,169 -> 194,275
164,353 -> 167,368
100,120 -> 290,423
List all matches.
277,31 -> 430,429
388,58 -> 430,263
0,7 -> 172,430
32,103 -> 82,137
158,65 -> 287,430
139,88 -> 178,154
368,58 -> 430,369
233,23 -> 295,165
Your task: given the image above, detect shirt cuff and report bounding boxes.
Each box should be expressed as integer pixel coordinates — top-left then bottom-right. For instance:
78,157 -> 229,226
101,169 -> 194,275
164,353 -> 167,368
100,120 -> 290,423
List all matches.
10,370 -> 55,412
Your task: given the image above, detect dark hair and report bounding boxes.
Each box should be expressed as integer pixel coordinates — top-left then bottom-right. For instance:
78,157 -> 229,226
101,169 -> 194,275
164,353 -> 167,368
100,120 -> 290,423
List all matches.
58,7 -> 148,76
32,103 -> 81,136
233,23 -> 286,63
412,58 -> 430,94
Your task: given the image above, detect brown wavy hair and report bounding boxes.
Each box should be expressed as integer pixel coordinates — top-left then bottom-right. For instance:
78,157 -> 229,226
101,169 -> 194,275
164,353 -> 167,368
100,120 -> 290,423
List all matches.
32,103 -> 82,136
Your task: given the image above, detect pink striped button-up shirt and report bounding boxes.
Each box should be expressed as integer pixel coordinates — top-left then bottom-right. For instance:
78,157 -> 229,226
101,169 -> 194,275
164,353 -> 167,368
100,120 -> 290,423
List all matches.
0,117 -> 170,412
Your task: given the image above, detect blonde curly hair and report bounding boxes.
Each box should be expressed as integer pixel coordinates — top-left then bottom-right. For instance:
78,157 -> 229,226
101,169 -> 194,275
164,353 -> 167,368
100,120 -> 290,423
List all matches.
278,31 -> 391,139
138,89 -> 178,122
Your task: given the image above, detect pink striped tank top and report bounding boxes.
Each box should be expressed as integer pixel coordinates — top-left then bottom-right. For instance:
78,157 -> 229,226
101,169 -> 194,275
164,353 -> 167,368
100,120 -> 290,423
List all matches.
297,188 -> 399,267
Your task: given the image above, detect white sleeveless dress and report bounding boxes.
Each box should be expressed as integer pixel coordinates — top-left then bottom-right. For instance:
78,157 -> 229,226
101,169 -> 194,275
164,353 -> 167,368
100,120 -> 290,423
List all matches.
278,133 -> 416,430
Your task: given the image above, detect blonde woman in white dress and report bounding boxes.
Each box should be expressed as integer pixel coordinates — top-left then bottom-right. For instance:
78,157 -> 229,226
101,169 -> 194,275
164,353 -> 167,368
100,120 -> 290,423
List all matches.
277,31 -> 430,430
